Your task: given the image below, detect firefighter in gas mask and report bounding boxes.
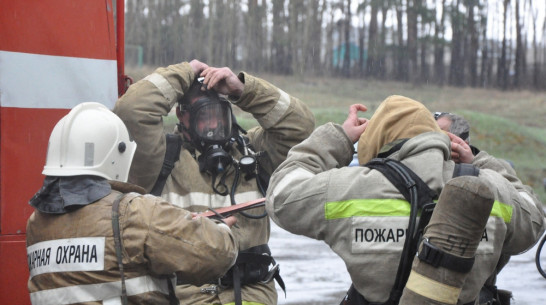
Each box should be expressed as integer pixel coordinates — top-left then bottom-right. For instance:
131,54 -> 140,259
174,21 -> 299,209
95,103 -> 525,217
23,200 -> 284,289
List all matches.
177,78 -> 240,185
114,60 -> 315,305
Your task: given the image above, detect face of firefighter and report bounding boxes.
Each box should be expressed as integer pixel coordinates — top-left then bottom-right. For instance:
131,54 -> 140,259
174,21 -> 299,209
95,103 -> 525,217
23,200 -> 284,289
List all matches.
177,95 -> 233,151
194,104 -> 229,141
436,116 -> 452,133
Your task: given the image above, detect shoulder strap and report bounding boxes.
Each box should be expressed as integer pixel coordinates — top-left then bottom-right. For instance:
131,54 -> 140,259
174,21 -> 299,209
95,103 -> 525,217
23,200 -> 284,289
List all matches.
366,158 -> 437,208
363,158 -> 438,305
453,163 -> 480,178
111,193 -> 180,305
151,134 -> 182,196
111,193 -> 128,305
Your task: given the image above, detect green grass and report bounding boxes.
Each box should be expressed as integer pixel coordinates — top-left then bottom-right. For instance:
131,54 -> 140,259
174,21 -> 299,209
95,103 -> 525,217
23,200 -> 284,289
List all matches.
128,67 -> 546,203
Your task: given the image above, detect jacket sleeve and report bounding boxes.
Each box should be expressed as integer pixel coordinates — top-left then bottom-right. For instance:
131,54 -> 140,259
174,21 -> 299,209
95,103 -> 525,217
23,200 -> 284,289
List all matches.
474,151 -> 546,255
232,72 -> 315,174
265,123 -> 354,239
113,63 -> 195,191
120,194 -> 238,285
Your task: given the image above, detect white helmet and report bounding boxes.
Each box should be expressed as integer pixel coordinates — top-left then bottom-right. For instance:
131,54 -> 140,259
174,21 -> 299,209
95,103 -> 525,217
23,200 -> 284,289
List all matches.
43,102 -> 137,182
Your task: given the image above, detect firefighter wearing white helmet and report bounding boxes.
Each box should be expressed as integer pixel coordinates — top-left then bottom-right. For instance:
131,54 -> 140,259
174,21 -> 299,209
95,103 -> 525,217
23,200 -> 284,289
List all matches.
26,102 -> 238,305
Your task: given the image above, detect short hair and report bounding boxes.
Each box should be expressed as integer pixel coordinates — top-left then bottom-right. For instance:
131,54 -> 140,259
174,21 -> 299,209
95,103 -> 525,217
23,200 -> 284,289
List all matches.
446,113 -> 471,142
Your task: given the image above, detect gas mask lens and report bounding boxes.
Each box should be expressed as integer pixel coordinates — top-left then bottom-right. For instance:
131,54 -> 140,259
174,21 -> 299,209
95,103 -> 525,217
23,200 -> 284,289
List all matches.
190,98 -> 233,145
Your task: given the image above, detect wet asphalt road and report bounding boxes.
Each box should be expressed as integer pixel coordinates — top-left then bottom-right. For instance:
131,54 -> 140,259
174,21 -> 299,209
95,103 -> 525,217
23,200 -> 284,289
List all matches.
269,222 -> 546,305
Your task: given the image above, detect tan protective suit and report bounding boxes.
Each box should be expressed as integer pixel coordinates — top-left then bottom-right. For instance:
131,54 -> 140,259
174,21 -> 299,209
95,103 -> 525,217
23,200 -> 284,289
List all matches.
26,182 -> 237,305
114,62 -> 315,304
266,95 -> 545,304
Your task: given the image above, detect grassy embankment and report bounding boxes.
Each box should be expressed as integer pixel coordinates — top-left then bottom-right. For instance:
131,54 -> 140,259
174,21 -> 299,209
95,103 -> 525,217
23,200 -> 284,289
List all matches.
127,67 -> 546,203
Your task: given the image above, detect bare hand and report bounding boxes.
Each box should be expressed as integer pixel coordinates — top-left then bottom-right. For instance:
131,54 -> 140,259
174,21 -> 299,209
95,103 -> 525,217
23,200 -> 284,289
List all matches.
342,104 -> 369,143
222,216 -> 237,228
199,67 -> 244,98
189,59 -> 209,77
448,132 -> 474,164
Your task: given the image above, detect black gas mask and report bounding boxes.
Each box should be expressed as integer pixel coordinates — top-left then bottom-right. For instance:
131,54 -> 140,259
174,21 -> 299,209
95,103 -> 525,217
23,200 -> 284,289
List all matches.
179,89 -> 236,175
178,80 -> 266,218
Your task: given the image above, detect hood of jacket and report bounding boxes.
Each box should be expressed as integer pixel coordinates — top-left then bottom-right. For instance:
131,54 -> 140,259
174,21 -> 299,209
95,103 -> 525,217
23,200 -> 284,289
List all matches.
357,95 -> 443,165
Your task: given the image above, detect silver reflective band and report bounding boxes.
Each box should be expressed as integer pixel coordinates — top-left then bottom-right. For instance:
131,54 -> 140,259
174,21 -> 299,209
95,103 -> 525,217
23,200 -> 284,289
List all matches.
30,275 -> 170,305
144,73 -> 177,103
257,89 -> 290,129
163,190 -> 263,209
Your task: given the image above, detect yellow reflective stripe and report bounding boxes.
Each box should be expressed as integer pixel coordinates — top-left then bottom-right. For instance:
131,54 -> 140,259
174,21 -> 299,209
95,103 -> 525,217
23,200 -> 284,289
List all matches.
325,199 -> 513,223
491,200 -> 513,223
325,199 -> 411,220
223,302 -> 264,305
405,271 -> 460,304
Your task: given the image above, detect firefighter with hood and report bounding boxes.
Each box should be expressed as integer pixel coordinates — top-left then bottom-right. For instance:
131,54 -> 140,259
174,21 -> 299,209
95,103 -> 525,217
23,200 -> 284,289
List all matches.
265,95 -> 545,305
114,60 -> 315,305
26,102 -> 238,305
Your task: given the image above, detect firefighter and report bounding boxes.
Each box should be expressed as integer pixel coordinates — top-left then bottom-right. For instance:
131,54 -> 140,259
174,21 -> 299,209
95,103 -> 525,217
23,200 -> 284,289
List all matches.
114,60 -> 315,305
265,96 -> 545,305
26,102 -> 238,305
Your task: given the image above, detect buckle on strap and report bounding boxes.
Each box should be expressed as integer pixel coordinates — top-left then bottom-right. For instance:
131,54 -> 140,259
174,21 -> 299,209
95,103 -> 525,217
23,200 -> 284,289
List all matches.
201,285 -> 221,295
418,239 -> 475,273
260,262 -> 279,284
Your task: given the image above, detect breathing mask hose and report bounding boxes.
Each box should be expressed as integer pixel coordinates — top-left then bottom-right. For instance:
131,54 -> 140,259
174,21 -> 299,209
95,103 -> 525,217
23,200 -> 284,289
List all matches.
536,233 -> 546,279
230,162 -> 267,219
399,176 -> 494,305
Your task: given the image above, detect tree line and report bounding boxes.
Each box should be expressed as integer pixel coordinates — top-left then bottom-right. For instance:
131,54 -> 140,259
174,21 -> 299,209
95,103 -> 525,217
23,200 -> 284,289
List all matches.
124,0 -> 546,90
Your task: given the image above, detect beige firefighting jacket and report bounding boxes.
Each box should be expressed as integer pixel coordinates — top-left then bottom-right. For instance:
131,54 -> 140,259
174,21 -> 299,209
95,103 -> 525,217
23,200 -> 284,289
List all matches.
266,95 -> 545,304
114,62 -> 315,304
26,182 -> 237,305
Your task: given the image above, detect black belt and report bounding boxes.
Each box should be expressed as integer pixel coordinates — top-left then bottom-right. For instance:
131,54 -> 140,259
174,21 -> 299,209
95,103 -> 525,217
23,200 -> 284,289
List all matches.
212,244 -> 286,305
340,285 -> 398,305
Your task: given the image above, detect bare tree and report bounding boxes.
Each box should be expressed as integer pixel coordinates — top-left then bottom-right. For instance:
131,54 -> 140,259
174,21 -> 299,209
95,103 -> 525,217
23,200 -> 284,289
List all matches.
303,0 -> 324,75
289,0 -> 305,77
244,0 -> 266,71
528,0 -> 541,88
271,0 -> 290,73
224,0 -> 241,68
356,0 -> 368,77
479,1 -> 492,87
342,0 -> 353,77
366,0 -> 380,77
498,0 -> 510,89
121,0 -> 546,92
324,2 -> 336,75
419,3 -> 435,83
465,0 -> 480,87
449,0 -> 465,87
514,0 -> 524,87
407,0 -> 419,84
433,0 -> 447,85
394,0 -> 409,81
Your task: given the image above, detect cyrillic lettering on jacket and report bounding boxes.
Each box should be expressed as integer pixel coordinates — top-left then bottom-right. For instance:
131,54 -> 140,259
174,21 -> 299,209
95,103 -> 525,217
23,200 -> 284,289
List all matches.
351,217 -> 408,254
475,218 -> 497,254
27,237 -> 105,278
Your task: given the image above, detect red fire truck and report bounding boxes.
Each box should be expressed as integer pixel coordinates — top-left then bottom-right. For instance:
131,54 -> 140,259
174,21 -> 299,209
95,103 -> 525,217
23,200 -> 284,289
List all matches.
0,1 -> 128,303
